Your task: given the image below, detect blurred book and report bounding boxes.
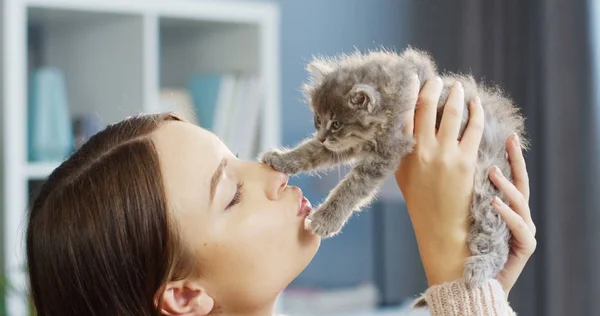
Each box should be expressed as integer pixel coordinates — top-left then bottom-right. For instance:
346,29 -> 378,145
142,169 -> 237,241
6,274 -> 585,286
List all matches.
227,74 -> 262,160
159,88 -> 199,125
187,72 -> 263,160
28,67 -> 74,162
73,115 -> 103,150
187,74 -> 224,130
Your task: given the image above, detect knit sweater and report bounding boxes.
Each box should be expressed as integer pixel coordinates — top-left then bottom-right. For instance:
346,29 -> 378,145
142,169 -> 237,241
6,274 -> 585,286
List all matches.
415,279 -> 517,316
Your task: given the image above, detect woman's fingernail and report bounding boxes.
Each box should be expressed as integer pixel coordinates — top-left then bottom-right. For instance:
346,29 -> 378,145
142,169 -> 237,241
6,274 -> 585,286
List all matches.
475,96 -> 481,105
513,134 -> 520,147
492,196 -> 502,207
494,166 -> 502,176
453,81 -> 462,90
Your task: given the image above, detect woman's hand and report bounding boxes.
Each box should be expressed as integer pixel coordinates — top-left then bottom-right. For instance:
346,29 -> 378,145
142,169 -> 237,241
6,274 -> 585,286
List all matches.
396,75 -> 537,294
489,134 -> 537,296
395,75 -> 484,286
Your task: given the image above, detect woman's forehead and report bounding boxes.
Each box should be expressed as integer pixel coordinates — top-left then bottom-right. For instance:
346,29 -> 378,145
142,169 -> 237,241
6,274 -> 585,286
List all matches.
152,121 -> 221,161
151,121 -> 224,209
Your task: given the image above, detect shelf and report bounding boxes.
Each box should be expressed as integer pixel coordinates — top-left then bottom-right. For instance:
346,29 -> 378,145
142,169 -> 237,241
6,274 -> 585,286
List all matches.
25,162 -> 60,180
25,0 -> 276,24
0,1 -> 4,230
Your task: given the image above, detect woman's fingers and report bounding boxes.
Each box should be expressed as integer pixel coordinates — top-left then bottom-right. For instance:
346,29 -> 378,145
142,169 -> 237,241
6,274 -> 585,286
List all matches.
459,97 -> 484,152
414,77 -> 443,142
506,134 -> 530,202
438,81 -> 465,144
489,166 -> 535,235
492,196 -> 537,257
402,73 -> 420,136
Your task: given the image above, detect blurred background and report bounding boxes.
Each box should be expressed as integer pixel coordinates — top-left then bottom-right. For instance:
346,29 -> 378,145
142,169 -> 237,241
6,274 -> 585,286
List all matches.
1,0 -> 599,315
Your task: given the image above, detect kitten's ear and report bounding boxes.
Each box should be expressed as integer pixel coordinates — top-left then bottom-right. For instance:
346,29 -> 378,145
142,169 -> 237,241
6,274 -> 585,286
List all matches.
348,84 -> 379,112
306,57 -> 334,83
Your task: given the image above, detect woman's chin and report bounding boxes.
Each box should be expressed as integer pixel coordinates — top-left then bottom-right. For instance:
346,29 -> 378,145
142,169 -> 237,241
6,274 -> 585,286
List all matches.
299,218 -> 321,251
303,217 -> 312,231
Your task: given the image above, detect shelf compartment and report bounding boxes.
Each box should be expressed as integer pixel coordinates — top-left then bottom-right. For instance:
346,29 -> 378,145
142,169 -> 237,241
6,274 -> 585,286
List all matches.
159,17 -> 259,88
158,17 -> 262,157
27,7 -> 146,126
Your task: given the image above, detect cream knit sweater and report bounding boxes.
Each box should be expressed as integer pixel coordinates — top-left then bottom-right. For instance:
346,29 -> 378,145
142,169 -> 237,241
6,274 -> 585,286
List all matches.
418,278 -> 517,316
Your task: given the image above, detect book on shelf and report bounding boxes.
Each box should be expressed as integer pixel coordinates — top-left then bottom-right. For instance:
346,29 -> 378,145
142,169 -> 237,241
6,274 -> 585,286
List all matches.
186,73 -> 263,161
159,88 -> 199,125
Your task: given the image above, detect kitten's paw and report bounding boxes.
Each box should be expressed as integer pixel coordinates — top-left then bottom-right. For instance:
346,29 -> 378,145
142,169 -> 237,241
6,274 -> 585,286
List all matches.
309,204 -> 349,238
259,150 -> 300,175
463,255 -> 496,288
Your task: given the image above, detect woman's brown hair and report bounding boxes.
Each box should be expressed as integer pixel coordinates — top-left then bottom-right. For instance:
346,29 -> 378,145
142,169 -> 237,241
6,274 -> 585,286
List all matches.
26,113 -> 192,316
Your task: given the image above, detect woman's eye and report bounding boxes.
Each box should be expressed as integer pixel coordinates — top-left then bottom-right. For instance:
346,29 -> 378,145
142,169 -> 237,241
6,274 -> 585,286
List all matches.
331,121 -> 343,130
226,182 -> 244,209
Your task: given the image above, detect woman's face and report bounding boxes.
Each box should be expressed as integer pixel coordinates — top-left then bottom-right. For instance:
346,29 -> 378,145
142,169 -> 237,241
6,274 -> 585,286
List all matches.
152,121 -> 320,312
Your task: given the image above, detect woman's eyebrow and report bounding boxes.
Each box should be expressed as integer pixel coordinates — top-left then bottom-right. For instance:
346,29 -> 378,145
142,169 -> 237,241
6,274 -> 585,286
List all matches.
210,158 -> 227,204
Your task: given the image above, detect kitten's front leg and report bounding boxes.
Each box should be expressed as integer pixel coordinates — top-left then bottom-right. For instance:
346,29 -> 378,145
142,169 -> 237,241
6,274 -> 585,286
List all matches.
259,138 -> 351,175
309,154 -> 396,237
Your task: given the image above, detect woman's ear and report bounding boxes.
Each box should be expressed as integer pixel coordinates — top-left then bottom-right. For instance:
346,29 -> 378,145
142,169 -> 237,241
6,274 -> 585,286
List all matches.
158,280 -> 214,316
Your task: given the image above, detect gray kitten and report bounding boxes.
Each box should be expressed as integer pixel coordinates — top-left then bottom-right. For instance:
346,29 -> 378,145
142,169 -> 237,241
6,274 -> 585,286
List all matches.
259,47 -> 527,290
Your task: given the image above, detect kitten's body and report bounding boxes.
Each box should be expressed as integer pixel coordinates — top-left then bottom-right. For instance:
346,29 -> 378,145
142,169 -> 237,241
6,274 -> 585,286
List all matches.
259,47 -> 527,289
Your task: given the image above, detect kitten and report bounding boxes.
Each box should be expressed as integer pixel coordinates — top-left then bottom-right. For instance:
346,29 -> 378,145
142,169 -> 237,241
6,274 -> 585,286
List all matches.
259,47 -> 527,290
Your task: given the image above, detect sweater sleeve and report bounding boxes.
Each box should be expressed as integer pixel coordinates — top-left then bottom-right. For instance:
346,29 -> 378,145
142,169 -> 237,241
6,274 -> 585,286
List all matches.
412,279 -> 517,316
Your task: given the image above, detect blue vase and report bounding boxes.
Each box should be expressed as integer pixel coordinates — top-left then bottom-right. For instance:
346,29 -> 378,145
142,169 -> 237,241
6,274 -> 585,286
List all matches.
28,67 -> 74,162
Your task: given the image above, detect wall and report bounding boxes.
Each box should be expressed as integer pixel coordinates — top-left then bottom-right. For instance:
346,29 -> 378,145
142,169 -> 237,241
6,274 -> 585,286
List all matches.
403,1 -> 465,72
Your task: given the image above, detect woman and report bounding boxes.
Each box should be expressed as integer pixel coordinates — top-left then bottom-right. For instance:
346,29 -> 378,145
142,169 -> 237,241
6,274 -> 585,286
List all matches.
25,76 -> 536,316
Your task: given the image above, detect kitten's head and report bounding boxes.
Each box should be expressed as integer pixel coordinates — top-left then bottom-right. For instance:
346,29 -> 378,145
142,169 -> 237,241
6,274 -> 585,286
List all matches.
302,54 -> 387,152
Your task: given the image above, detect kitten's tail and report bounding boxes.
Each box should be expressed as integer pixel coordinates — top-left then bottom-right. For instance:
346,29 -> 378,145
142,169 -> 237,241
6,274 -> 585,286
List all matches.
463,162 -> 512,288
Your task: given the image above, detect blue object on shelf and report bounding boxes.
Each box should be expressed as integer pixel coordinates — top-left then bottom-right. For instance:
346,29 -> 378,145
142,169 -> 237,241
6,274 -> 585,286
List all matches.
28,67 -> 74,162
73,114 -> 103,150
187,74 -> 222,130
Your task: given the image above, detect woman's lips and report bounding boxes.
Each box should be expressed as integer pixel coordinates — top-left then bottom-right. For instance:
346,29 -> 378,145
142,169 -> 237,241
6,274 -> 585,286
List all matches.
298,196 -> 312,217
294,187 -> 313,217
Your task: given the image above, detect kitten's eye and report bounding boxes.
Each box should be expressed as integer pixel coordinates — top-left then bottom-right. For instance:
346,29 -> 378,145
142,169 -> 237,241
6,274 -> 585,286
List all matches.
331,121 -> 343,130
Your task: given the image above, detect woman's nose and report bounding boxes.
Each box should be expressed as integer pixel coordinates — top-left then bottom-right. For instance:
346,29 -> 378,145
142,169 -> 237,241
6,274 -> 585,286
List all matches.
266,168 -> 289,200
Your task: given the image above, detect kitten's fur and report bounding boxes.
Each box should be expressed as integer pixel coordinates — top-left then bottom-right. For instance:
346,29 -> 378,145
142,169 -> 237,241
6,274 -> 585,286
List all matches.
259,47 -> 527,290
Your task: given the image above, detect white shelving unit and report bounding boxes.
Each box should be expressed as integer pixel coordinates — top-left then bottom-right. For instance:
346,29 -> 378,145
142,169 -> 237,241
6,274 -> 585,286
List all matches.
1,0 -> 280,314
0,0 -> 5,312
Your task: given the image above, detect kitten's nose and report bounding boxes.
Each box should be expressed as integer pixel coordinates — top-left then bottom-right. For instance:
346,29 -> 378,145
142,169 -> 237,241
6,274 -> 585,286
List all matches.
318,137 -> 326,143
